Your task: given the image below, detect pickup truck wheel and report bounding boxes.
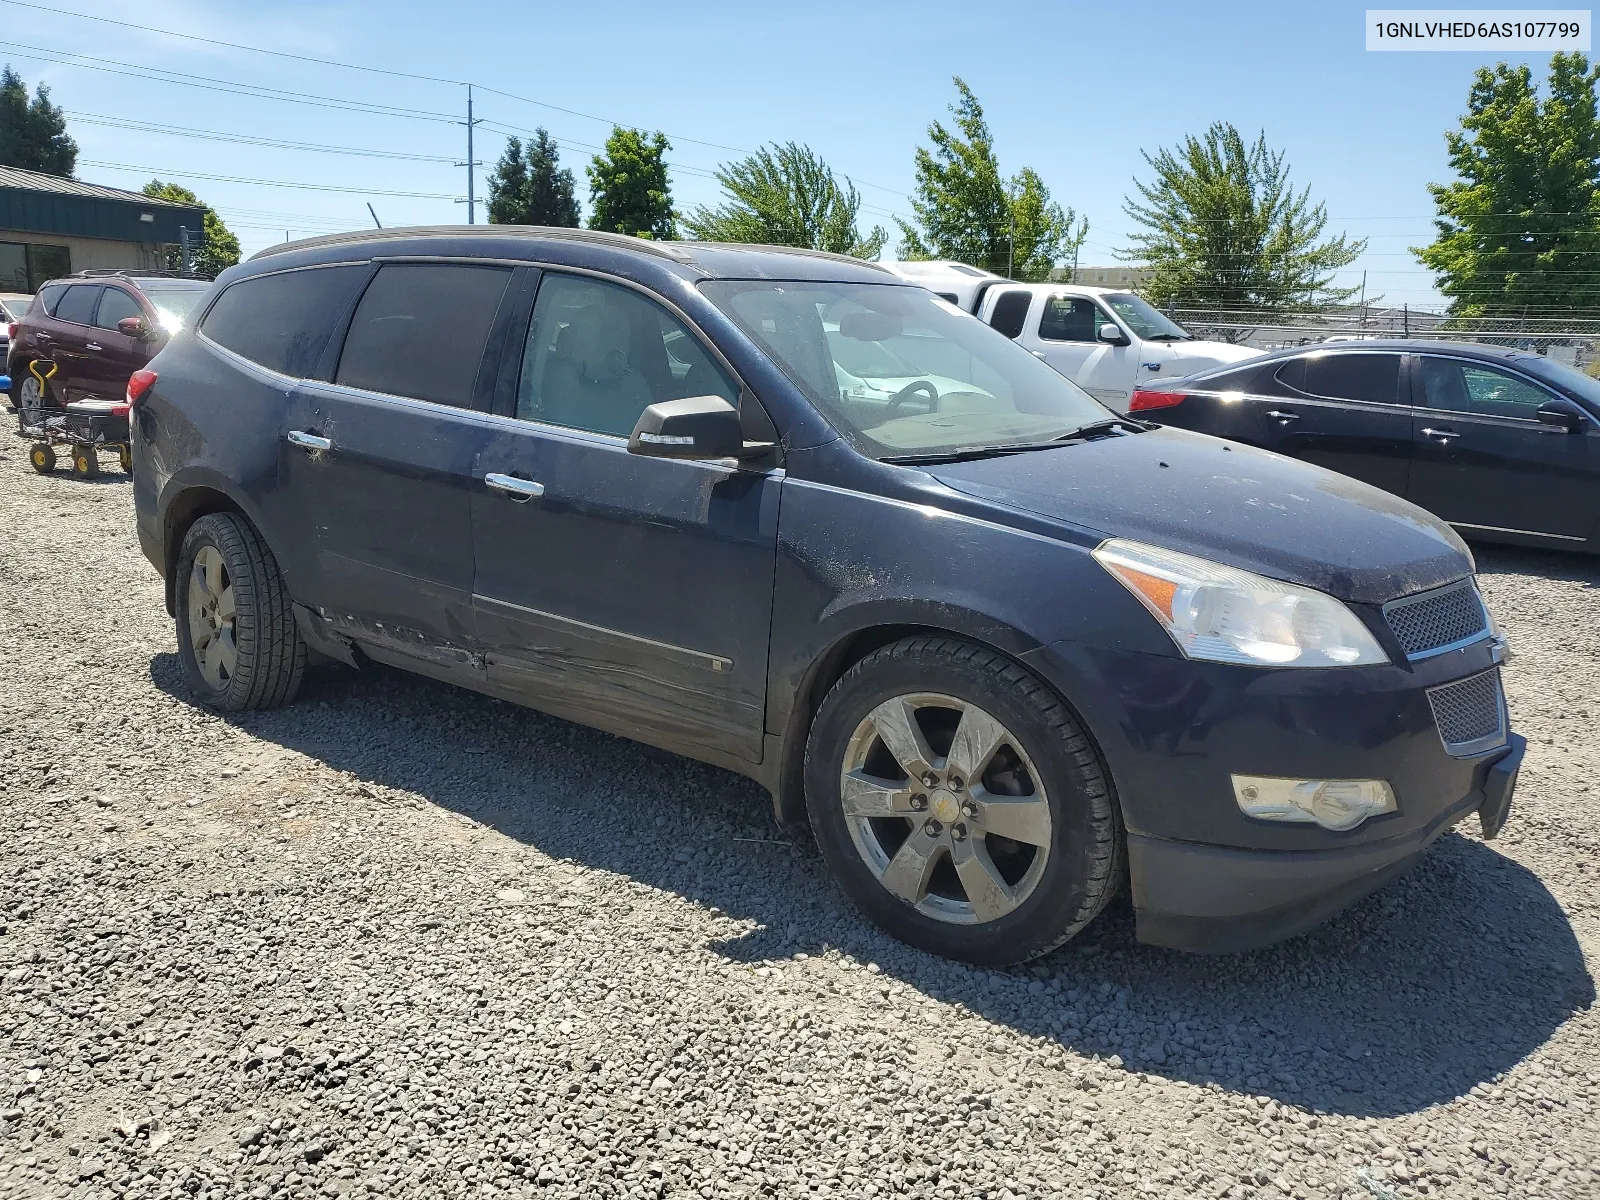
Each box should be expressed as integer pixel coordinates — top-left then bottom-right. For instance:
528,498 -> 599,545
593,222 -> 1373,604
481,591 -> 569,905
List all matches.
175,513 -> 306,711
805,637 -> 1122,965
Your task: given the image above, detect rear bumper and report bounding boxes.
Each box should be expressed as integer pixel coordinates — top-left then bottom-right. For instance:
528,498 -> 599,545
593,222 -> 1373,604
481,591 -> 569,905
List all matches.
1130,734 -> 1524,952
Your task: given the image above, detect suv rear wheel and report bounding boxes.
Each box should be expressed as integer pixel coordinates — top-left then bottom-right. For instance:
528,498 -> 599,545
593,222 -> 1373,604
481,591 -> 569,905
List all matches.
175,513 -> 306,711
805,637 -> 1122,965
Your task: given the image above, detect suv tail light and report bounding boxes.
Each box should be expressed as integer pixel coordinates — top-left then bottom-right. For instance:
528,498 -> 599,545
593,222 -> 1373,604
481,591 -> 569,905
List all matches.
115,369 -> 158,418
5,322 -> 14,341
1129,388 -> 1187,412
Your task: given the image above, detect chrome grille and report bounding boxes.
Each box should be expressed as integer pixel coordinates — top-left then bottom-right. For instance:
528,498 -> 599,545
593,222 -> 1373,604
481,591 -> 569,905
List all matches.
1383,579 -> 1489,660
1427,670 -> 1507,756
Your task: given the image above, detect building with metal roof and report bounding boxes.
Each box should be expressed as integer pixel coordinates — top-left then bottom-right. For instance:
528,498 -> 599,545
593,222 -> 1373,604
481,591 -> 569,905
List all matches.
0,165 -> 205,293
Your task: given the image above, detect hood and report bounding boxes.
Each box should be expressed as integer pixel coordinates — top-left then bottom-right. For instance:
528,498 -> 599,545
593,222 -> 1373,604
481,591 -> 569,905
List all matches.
929,427 -> 1472,604
1156,339 -> 1260,372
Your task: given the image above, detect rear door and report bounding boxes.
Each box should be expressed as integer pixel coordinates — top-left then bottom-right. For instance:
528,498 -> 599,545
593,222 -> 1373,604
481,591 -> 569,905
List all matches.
44,282 -> 101,402
283,260 -> 520,666
1242,350 -> 1413,494
1407,354 -> 1600,540
469,269 -> 780,764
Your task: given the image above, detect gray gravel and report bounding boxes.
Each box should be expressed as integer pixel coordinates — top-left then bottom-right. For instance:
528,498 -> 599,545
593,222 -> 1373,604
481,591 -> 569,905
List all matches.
0,456 -> 1596,1200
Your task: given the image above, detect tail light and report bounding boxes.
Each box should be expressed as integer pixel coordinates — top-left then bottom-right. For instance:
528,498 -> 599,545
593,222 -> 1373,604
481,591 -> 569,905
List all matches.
1129,389 -> 1187,412
6,323 -> 14,341
115,369 -> 158,418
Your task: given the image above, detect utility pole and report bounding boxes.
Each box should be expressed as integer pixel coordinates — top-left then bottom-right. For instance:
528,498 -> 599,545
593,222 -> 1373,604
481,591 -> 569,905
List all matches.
1358,270 -> 1367,333
456,84 -> 483,225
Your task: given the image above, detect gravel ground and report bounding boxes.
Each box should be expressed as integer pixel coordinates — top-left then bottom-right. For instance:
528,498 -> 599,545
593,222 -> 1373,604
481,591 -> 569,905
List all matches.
0,456 -> 1596,1200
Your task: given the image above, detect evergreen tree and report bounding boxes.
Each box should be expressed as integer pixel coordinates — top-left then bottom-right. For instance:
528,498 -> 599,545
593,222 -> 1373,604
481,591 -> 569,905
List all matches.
682,142 -> 886,258
142,181 -> 240,279
1415,53 -> 1600,315
488,131 -> 579,227
898,78 -> 1085,280
1122,121 -> 1364,311
0,66 -> 77,177
587,128 -> 674,240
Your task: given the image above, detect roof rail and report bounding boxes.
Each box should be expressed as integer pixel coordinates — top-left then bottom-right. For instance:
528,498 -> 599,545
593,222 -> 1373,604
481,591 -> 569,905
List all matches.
250,225 -> 694,263
71,268 -> 187,279
675,241 -> 893,273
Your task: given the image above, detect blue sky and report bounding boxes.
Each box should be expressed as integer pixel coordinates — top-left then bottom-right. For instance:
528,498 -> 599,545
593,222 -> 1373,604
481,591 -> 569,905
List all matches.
0,0 -> 1575,304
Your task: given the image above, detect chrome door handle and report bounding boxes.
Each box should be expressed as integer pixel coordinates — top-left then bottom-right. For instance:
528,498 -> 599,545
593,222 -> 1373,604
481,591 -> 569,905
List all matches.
1420,427 -> 1460,441
484,472 -> 545,500
286,430 -> 332,452
85,342 -> 102,352
1264,410 -> 1300,422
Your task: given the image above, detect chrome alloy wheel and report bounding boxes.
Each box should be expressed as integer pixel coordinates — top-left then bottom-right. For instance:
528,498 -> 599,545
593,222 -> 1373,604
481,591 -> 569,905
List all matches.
18,374 -> 44,426
839,693 -> 1052,925
187,545 -> 238,689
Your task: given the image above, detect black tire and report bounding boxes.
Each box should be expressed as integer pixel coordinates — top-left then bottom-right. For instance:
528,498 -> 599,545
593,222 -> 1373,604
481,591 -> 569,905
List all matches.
72,446 -> 99,478
805,636 -> 1123,965
174,512 -> 306,711
29,444 -> 55,473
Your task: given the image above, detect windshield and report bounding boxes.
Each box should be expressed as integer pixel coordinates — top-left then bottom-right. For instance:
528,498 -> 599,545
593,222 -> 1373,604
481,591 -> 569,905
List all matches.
701,281 -> 1109,457
1517,353 -> 1600,411
1102,292 -> 1190,340
138,282 -> 210,329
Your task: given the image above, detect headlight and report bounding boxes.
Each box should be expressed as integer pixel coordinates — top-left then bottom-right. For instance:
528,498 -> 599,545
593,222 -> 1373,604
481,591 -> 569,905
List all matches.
1092,538 -> 1388,667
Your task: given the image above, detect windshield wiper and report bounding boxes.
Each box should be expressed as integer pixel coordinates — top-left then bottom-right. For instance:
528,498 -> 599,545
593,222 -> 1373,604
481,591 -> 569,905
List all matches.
1143,333 -> 1191,342
1053,417 -> 1144,441
880,443 -> 1071,465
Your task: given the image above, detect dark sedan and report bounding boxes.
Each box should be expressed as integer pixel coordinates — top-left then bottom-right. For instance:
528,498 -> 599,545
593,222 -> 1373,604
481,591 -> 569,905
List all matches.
1130,340 -> 1600,552
131,234 -> 1520,963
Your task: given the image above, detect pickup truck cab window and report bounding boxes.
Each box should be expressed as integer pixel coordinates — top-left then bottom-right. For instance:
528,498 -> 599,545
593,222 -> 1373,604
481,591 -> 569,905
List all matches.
986,288 -> 1032,339
335,262 -> 512,409
1037,295 -> 1102,342
517,272 -> 737,437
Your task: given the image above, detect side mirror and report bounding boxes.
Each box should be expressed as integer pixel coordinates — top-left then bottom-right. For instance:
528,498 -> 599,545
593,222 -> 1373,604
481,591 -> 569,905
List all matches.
1535,398 -> 1590,433
628,395 -> 772,460
117,316 -> 151,340
1098,322 -> 1129,345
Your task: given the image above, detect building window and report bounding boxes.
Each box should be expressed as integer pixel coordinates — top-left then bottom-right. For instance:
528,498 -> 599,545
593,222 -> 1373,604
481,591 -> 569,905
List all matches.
0,241 -> 73,292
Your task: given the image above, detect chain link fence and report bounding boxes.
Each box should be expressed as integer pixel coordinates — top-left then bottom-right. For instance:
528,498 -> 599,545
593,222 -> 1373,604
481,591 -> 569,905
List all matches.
1159,305 -> 1600,369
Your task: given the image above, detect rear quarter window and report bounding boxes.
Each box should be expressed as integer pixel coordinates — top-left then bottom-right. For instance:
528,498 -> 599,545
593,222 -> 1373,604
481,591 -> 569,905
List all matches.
201,265 -> 370,378
35,283 -> 67,316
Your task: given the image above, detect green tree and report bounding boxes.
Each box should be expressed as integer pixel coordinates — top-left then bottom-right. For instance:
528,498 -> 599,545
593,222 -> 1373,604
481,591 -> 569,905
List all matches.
488,131 -> 580,227
681,142 -> 886,258
897,77 -> 1085,279
142,181 -> 240,279
1122,122 -> 1364,312
0,66 -> 77,177
587,128 -> 673,239
1415,52 -> 1600,315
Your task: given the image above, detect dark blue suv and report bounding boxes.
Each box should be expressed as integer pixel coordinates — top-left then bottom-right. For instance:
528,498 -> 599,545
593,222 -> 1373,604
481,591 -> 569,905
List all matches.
130,227 -> 1523,963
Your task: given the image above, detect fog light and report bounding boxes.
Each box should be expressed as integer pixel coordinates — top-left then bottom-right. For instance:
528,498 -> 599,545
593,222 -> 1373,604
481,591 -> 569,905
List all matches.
1232,775 -> 1396,832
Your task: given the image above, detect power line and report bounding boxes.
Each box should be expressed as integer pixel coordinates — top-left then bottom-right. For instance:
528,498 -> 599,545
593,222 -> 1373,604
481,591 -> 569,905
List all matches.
65,112 -> 458,163
80,160 -> 459,199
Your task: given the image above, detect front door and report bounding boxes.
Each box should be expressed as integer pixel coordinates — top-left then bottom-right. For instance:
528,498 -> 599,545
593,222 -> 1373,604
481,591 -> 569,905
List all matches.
81,285 -> 145,402
282,261 -> 521,666
470,270 -> 780,764
1407,355 -> 1600,541
1242,351 -> 1414,494
1019,293 -> 1137,407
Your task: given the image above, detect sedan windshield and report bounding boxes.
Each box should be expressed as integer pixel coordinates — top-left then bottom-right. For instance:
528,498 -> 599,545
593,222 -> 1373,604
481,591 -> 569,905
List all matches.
701,281 -> 1109,457
1102,293 -> 1190,341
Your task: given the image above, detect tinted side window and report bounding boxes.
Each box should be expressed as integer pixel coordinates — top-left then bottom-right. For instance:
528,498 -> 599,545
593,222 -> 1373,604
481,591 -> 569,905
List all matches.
203,265 -> 368,377
517,273 -> 737,437
1420,357 -> 1553,419
988,290 -> 1032,339
1302,353 -> 1400,404
53,284 -> 101,326
1037,296 -> 1102,342
94,288 -> 143,330
35,283 -> 66,316
336,264 -> 512,407
1272,358 -> 1306,392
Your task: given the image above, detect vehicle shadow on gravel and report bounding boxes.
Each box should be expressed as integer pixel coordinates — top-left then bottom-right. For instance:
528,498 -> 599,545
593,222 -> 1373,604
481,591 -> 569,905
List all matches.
1472,542 -> 1600,587
150,652 -> 1593,1122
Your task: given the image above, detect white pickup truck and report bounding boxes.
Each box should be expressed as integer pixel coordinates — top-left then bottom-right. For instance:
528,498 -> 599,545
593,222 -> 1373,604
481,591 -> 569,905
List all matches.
879,260 -> 1259,412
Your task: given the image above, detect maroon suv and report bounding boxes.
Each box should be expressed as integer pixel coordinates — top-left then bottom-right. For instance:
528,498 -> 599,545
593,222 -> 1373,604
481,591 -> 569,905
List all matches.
7,272 -> 211,421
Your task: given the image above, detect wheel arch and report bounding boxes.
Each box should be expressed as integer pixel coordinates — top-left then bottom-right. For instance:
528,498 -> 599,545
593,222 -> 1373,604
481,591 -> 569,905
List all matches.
769,612 -> 1108,831
158,476 -> 266,617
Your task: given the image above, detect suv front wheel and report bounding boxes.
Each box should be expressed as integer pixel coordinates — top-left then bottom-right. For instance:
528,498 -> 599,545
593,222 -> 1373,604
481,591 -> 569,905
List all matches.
175,513 -> 306,711
805,637 -> 1123,965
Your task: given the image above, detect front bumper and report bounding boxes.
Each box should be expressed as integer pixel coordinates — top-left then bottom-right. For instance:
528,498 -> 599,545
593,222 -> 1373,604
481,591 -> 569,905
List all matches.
1130,734 -> 1522,952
